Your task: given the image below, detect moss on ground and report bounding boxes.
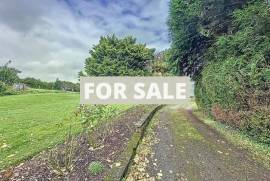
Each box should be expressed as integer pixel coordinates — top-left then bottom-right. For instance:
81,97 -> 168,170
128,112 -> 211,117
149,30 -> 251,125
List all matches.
170,110 -> 203,141
193,110 -> 270,169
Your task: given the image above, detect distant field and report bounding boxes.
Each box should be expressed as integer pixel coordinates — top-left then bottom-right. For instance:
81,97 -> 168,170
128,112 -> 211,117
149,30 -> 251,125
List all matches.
0,93 -> 80,170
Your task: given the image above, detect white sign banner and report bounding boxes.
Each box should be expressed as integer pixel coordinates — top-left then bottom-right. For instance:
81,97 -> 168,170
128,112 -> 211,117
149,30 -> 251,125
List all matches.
80,76 -> 193,104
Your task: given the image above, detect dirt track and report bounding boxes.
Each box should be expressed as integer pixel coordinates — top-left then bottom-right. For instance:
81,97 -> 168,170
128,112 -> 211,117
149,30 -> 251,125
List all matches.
127,106 -> 270,181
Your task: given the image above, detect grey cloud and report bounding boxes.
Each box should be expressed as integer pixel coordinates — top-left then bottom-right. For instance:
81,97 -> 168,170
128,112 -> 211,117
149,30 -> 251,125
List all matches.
0,0 -> 55,32
0,0 -> 169,82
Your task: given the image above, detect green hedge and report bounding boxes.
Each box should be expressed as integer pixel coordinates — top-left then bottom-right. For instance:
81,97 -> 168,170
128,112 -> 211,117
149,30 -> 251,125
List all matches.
195,1 -> 270,143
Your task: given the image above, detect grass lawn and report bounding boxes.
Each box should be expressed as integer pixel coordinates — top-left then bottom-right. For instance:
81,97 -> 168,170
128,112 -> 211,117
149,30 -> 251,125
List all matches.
0,93 -> 81,170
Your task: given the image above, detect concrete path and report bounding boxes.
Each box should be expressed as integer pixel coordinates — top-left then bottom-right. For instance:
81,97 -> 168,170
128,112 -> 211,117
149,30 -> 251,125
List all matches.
127,106 -> 270,181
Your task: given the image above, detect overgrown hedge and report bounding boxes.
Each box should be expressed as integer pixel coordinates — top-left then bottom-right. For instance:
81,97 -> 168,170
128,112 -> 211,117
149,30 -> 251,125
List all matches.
195,1 -> 270,143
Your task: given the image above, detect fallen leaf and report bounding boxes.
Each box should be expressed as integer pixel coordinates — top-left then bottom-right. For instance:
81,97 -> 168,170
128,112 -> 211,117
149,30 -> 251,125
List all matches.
115,162 -> 121,167
3,169 -> 13,179
217,151 -> 223,154
157,172 -> 163,180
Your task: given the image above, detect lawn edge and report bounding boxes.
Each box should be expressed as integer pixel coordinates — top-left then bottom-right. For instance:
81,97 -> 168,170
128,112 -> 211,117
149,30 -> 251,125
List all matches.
0,105 -> 132,172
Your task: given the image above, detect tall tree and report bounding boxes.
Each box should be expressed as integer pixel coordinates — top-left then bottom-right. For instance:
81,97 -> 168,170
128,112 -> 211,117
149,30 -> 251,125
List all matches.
54,78 -> 62,90
201,0 -> 247,36
168,0 -> 210,78
168,0 -> 248,79
83,35 -> 155,76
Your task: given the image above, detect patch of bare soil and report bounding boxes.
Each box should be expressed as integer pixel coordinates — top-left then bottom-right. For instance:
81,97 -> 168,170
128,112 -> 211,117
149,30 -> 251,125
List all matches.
0,106 -> 153,181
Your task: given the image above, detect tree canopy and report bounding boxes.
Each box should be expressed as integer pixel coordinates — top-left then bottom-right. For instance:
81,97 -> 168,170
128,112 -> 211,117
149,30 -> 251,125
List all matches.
168,0 -> 247,78
0,61 -> 20,85
83,35 -> 155,76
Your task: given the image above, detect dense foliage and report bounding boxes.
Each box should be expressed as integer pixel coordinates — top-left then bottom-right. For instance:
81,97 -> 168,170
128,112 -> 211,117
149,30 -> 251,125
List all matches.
0,61 -> 20,85
21,77 -> 54,90
169,0 -> 270,143
83,35 -> 155,76
0,61 -> 20,95
0,61 -> 79,95
151,50 -> 172,76
53,78 -> 80,92
168,0 -> 208,78
20,77 -> 79,92
0,81 -> 15,96
0,81 -> 7,94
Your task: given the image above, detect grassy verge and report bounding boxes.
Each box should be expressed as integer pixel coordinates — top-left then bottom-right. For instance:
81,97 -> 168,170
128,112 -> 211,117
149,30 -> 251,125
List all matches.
0,88 -> 69,96
0,92 -> 130,170
193,108 -> 270,169
20,88 -> 67,94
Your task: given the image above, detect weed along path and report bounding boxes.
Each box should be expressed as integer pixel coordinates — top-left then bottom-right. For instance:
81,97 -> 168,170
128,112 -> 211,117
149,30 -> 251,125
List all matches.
126,106 -> 270,181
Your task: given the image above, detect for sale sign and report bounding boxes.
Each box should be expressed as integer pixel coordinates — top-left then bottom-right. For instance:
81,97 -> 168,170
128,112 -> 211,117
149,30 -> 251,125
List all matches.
80,76 -> 193,104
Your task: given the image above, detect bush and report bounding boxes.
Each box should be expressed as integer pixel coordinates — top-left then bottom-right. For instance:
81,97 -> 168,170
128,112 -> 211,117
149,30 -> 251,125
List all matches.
77,105 -> 118,129
0,81 -> 7,94
195,1 -> 270,143
0,63 -> 20,85
76,105 -> 121,147
0,81 -> 17,96
210,104 -> 270,144
48,129 -> 79,176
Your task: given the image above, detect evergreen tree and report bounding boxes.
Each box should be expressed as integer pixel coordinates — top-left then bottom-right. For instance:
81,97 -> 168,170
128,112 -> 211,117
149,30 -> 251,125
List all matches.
83,35 -> 155,76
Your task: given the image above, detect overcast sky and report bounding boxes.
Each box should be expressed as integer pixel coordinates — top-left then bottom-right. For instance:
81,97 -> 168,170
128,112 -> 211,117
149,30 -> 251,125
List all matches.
0,0 -> 170,82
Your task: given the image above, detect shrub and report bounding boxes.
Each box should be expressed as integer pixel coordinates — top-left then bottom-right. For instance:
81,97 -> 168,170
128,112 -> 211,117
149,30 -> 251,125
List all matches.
88,161 -> 104,175
0,81 -> 17,96
88,121 -> 113,148
0,81 -> 7,94
77,105 -> 118,130
211,105 -> 244,129
0,62 -> 20,85
48,128 -> 79,176
195,1 -> 270,143
211,104 -> 270,144
76,105 -> 119,147
196,58 -> 270,143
